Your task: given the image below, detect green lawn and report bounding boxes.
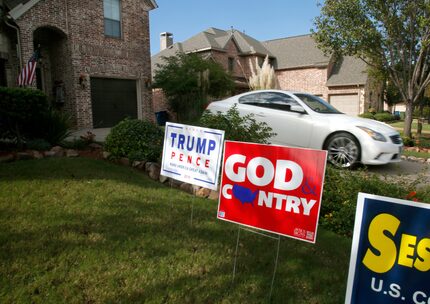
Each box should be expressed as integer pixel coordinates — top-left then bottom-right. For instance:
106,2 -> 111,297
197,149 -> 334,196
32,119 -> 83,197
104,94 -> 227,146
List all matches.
389,120 -> 430,133
0,158 -> 352,303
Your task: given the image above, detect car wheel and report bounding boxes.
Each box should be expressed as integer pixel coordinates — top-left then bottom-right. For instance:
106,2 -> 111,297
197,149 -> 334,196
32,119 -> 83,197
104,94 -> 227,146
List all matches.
325,132 -> 360,168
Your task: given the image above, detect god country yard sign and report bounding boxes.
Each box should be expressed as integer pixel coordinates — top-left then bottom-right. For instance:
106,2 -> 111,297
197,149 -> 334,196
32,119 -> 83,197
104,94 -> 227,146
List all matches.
217,141 -> 327,243
345,193 -> 430,304
160,122 -> 224,190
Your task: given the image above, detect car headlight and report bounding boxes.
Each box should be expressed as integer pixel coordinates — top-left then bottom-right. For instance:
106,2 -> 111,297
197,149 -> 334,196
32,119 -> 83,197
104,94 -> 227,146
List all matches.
357,126 -> 387,142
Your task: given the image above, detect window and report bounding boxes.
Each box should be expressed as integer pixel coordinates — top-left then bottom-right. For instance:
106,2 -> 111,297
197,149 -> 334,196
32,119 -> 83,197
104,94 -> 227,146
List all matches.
228,57 -> 235,73
294,93 -> 341,114
104,0 -> 121,38
0,59 -> 7,87
239,92 -> 301,112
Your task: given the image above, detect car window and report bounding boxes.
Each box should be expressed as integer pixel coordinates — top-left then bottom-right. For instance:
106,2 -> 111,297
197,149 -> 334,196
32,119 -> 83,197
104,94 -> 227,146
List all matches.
294,93 -> 342,114
238,92 -> 300,112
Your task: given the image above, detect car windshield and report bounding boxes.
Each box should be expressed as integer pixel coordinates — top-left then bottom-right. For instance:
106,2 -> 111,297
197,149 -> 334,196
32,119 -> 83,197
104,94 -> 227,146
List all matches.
294,93 -> 342,114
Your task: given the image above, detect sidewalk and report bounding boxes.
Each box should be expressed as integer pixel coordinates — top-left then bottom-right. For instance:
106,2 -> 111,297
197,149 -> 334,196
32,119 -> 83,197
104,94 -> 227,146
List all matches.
67,128 -> 110,142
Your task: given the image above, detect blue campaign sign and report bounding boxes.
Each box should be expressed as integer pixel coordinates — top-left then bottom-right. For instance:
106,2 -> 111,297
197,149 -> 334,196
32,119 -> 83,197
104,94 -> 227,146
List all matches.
345,193 -> 430,304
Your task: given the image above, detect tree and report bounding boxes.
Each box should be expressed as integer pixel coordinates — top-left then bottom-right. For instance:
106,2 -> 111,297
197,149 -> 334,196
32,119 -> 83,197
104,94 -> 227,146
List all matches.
312,0 -> 430,138
153,52 -> 234,122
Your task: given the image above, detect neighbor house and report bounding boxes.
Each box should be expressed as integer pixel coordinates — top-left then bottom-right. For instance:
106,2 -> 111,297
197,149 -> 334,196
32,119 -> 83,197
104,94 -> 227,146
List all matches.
152,28 -> 382,117
0,0 -> 157,128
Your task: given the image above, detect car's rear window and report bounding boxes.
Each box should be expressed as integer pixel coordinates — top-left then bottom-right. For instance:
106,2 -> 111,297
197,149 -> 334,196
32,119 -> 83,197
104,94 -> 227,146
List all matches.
294,93 -> 342,114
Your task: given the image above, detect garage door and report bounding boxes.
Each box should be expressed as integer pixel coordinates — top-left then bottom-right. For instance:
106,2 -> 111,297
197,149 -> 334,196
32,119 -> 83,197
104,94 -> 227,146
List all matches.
329,94 -> 359,116
91,78 -> 137,128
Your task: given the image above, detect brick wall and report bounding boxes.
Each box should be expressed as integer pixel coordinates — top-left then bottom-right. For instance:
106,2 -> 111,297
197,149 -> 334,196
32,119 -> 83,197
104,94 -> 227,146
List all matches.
276,67 -> 329,98
276,66 -> 367,112
15,0 -> 154,129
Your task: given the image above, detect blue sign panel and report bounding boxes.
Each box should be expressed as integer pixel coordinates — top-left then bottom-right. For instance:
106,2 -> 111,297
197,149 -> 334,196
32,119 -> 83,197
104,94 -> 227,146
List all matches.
345,193 -> 430,304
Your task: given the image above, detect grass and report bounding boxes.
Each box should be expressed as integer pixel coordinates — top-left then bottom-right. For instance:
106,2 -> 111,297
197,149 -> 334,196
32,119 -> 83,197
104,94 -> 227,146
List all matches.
389,121 -> 430,158
389,119 -> 430,133
403,150 -> 430,159
0,158 -> 352,303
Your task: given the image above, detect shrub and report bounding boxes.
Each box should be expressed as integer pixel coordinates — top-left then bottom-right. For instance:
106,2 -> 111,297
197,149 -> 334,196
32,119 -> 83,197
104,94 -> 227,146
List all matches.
0,87 -> 49,144
39,109 -> 72,145
0,87 -> 71,145
402,137 -> 415,147
199,105 -> 276,143
104,119 -> 164,162
320,166 -> 421,236
61,139 -> 88,150
373,112 -> 395,122
25,139 -> 52,151
358,112 -> 374,119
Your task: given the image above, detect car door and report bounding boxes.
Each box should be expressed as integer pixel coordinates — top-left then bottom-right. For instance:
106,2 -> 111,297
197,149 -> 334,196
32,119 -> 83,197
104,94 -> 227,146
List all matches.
237,91 -> 314,147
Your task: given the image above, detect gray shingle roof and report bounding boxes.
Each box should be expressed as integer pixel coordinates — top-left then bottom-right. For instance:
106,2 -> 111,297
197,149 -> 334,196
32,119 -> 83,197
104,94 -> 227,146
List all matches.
326,56 -> 368,86
151,27 -> 274,73
264,34 -> 330,69
152,30 -> 369,86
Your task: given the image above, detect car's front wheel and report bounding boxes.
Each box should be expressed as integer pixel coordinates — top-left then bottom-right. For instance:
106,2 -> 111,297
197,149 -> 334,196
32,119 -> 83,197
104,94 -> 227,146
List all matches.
325,132 -> 361,168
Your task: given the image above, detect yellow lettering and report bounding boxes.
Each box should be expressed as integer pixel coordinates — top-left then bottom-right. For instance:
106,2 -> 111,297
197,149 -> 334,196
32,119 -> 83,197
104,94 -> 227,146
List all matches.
414,238 -> 430,272
362,213 -> 400,273
398,234 -> 416,268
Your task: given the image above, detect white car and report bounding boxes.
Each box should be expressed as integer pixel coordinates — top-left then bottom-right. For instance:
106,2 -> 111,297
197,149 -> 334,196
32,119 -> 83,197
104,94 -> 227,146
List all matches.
206,90 -> 403,168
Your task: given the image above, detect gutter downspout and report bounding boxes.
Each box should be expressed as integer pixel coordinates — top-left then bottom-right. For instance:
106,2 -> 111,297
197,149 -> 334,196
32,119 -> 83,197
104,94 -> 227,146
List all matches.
4,16 -> 22,70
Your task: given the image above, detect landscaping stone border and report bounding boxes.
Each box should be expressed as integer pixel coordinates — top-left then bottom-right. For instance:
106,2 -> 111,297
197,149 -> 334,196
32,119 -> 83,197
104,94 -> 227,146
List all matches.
402,147 -> 430,164
3,145 -> 428,198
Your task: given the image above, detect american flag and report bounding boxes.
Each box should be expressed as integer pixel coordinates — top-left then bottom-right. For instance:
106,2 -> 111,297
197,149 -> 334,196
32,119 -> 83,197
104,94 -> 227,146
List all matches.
17,50 -> 39,86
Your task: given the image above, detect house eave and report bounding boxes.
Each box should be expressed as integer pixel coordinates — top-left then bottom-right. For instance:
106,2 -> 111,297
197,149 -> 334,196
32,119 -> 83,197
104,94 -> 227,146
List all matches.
276,63 -> 329,71
146,0 -> 158,10
326,82 -> 366,88
8,0 -> 41,20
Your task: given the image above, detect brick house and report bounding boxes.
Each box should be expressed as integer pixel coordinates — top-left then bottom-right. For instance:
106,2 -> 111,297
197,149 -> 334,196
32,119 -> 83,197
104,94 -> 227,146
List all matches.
152,28 -> 381,117
0,0 -> 157,128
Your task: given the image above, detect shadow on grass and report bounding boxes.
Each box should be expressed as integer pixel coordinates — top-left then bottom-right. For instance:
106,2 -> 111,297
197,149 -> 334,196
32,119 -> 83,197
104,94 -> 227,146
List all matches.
0,158 -> 351,303
0,157 -> 164,189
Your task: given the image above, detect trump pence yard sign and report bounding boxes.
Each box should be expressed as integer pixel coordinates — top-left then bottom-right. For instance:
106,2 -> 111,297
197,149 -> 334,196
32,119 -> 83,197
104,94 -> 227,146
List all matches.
217,141 -> 327,243
161,122 -> 224,190
345,193 -> 430,304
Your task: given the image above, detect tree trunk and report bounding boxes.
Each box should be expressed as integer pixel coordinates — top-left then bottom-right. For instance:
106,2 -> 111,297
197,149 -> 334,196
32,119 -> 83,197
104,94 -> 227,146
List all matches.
416,104 -> 424,138
403,102 -> 414,138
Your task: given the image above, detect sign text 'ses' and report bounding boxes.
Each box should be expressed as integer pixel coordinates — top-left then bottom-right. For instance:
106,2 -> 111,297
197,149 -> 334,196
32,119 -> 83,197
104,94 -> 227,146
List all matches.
345,193 -> 430,304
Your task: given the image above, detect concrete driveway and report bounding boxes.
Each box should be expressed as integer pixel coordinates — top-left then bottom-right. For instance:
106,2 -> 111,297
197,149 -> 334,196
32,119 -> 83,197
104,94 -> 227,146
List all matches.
364,160 -> 430,188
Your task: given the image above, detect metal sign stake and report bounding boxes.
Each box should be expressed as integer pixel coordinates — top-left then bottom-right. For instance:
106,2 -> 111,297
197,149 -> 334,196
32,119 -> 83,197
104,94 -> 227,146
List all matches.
232,226 -> 241,282
190,196 -> 194,225
231,226 -> 282,300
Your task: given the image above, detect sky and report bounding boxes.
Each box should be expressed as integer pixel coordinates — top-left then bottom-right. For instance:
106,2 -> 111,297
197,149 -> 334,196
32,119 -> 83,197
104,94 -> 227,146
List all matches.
149,0 -> 322,55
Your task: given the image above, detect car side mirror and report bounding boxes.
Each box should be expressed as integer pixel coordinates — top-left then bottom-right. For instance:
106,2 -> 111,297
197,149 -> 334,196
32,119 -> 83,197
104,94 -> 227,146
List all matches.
290,105 -> 306,114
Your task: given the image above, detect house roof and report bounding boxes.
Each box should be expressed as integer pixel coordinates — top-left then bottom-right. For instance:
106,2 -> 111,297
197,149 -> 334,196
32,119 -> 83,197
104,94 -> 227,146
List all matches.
326,56 -> 368,86
264,34 -> 330,70
151,27 -> 274,74
152,30 -> 369,87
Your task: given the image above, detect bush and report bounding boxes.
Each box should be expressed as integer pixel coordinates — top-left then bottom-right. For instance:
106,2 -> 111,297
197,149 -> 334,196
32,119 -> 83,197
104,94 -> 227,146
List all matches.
39,109 -> 72,145
0,87 -> 49,143
320,167 -> 423,236
373,112 -> 395,122
199,105 -> 276,143
402,137 -> 415,147
104,119 -> 164,162
25,139 -> 52,151
0,87 -> 71,146
61,139 -> 88,150
358,112 -> 374,119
